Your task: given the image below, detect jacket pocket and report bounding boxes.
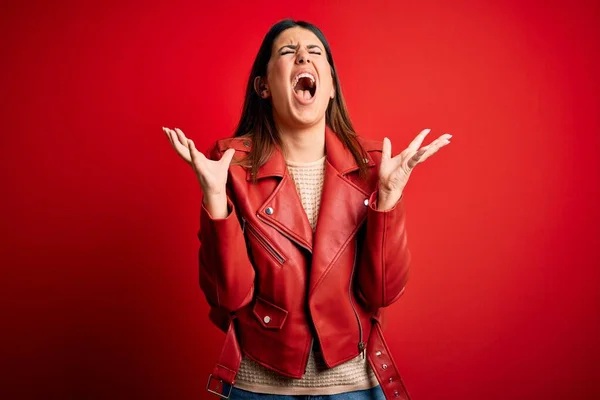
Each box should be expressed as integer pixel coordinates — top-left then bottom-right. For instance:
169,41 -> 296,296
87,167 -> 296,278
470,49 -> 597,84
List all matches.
243,218 -> 286,265
252,296 -> 288,330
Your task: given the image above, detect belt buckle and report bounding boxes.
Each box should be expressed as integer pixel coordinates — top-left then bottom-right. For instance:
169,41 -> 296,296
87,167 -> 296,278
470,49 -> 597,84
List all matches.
206,374 -> 232,399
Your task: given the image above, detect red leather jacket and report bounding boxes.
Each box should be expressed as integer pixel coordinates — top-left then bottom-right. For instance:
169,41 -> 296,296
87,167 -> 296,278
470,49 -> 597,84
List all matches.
200,128 -> 412,399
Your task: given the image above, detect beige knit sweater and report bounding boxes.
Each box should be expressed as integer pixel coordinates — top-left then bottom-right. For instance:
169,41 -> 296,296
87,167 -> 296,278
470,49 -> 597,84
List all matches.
234,156 -> 379,395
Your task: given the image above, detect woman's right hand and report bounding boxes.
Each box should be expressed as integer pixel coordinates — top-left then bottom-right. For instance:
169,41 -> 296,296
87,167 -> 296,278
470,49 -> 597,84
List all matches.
163,127 -> 235,216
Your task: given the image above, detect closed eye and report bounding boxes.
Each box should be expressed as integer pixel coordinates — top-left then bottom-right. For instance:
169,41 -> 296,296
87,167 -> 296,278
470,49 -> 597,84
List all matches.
278,44 -> 324,56
280,51 -> 321,56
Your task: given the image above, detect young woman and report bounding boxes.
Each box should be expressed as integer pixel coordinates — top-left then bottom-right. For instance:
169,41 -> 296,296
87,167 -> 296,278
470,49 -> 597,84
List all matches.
163,19 -> 451,400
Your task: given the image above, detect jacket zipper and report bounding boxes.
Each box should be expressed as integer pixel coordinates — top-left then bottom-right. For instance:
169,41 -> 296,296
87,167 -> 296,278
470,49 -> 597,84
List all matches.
256,213 -> 315,372
306,338 -> 314,374
257,213 -> 363,358
256,213 -> 312,254
242,217 -> 286,264
349,238 -> 365,358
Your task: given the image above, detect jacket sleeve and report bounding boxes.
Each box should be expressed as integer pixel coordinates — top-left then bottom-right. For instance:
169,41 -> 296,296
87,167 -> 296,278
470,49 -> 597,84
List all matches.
197,145 -> 255,313
356,190 -> 411,309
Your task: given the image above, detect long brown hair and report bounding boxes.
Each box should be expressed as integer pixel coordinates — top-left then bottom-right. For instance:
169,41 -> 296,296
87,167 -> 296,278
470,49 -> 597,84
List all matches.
233,19 -> 368,181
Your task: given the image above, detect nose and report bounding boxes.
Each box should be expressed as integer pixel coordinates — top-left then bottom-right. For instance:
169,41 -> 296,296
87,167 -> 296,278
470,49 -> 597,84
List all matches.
296,50 -> 311,64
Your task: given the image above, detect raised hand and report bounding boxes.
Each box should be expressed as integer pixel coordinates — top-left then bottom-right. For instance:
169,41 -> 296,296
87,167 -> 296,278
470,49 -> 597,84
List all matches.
377,128 -> 452,210
163,127 -> 235,217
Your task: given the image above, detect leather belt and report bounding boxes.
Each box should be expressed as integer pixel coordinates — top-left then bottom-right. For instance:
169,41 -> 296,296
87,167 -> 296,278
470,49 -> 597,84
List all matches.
205,319 -> 241,399
366,318 -> 411,399
206,317 -> 411,399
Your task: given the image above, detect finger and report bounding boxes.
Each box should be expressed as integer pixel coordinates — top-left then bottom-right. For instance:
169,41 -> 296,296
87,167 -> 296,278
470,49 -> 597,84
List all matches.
425,133 -> 452,145
163,127 -> 175,147
382,137 -> 392,160
407,128 -> 431,152
166,129 -> 184,154
422,134 -> 451,151
174,128 -> 188,146
167,128 -> 188,155
415,133 -> 451,151
187,139 -> 207,165
220,148 -> 236,167
419,140 -> 450,163
407,147 -> 428,169
408,135 -> 451,168
409,139 -> 450,168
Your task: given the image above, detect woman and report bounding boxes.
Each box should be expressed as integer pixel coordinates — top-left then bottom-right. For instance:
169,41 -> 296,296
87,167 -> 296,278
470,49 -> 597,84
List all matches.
163,19 -> 451,400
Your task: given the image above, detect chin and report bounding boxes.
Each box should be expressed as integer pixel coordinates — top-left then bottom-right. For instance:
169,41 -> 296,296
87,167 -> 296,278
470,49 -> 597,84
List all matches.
288,99 -> 327,127
290,110 -> 324,127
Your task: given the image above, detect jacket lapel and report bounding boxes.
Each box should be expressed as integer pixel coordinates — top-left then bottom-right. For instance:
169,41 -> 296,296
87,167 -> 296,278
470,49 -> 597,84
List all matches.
246,127 -> 376,278
309,128 -> 374,294
250,144 -> 314,252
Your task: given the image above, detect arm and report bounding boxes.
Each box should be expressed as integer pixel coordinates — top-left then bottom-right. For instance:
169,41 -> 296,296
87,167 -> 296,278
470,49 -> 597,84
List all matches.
356,129 -> 451,308
197,145 -> 255,313
162,127 -> 256,313
356,191 -> 411,309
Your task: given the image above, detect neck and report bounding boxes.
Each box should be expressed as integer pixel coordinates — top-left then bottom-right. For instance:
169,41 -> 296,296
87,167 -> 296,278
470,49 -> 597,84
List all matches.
275,118 -> 326,163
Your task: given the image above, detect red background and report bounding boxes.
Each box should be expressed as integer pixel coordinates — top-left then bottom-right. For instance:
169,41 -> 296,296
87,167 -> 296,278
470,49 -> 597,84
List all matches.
2,0 -> 599,399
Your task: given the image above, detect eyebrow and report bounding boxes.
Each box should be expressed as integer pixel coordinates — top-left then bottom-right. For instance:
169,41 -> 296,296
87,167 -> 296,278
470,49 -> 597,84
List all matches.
278,44 -> 323,52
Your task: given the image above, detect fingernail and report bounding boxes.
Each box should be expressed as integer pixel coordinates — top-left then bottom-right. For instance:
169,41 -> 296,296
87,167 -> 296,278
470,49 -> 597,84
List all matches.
424,128 -> 431,134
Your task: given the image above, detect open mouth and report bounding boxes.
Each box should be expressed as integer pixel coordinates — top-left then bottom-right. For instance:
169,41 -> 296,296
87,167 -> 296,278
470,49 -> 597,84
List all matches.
292,72 -> 316,101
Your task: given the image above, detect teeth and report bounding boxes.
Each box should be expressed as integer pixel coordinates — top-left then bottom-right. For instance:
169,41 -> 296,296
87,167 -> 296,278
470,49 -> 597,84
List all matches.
292,72 -> 316,88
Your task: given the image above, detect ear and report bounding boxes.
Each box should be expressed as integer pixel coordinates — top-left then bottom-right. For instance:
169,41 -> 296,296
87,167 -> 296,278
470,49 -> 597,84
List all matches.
253,76 -> 270,99
330,69 -> 336,99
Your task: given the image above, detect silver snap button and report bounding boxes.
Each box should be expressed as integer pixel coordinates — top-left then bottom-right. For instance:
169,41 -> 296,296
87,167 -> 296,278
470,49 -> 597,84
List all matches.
394,390 -> 399,397
375,350 -> 382,356
265,207 -> 274,215
363,199 -> 369,206
389,377 -> 394,383
382,363 -> 388,370
363,158 -> 369,164
263,316 -> 271,324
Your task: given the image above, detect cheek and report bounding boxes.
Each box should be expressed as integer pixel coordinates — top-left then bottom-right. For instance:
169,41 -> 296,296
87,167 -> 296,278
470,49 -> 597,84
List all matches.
321,76 -> 334,97
316,62 -> 334,96
267,61 -> 289,91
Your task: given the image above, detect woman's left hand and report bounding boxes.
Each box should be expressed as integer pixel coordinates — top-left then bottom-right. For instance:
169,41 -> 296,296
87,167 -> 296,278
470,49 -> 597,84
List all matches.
377,128 -> 452,210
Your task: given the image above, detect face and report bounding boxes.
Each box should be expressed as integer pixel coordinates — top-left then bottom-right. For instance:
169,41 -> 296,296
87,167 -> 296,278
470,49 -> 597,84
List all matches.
258,27 -> 335,129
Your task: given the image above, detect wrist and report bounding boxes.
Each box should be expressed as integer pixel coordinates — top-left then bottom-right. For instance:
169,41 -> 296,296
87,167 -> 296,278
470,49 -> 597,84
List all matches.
203,192 -> 228,219
377,190 -> 402,211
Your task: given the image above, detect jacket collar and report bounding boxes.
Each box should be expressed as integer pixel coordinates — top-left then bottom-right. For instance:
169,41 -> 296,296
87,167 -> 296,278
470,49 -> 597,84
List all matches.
246,126 -> 373,181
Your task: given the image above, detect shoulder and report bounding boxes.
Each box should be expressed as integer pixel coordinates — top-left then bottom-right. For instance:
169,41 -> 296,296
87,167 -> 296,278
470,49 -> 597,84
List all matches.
356,136 -> 383,153
356,136 -> 384,166
209,136 -> 252,159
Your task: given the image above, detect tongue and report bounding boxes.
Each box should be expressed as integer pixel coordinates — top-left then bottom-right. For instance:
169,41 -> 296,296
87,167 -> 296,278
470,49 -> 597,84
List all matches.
294,89 -> 313,101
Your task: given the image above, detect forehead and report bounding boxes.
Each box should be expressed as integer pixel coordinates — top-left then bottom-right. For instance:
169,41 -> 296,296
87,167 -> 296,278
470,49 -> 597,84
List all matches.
272,27 -> 324,49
